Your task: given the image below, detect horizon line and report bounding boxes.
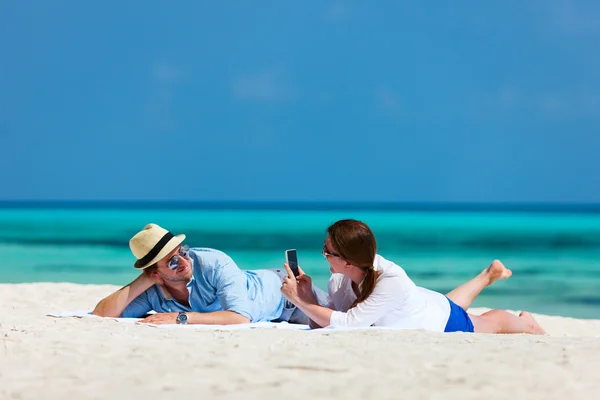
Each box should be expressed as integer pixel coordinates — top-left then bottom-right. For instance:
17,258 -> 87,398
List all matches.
0,200 -> 599,213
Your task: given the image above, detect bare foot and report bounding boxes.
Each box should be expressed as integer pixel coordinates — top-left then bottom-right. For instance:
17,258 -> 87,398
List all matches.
484,260 -> 512,286
519,311 -> 547,335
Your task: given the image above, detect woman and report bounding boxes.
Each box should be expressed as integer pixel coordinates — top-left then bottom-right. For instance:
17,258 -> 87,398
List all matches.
280,219 -> 546,334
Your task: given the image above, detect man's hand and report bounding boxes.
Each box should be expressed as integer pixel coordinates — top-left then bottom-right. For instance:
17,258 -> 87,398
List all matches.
138,312 -> 178,325
296,266 -> 318,304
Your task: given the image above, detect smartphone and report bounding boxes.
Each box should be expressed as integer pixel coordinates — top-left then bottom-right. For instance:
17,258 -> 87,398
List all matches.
285,249 -> 300,277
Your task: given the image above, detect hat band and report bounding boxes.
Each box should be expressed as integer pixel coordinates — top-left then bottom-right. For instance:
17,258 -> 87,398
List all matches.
135,232 -> 175,268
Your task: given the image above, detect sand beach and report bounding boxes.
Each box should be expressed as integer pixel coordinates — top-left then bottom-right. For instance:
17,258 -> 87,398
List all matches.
2,283 -> 600,400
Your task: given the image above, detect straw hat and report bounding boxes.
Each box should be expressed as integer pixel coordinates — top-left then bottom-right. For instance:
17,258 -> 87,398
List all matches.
129,223 -> 186,269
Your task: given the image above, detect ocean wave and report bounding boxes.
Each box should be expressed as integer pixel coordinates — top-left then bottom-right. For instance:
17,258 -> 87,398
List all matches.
563,296 -> 600,306
2,230 -> 600,251
32,264 -> 124,273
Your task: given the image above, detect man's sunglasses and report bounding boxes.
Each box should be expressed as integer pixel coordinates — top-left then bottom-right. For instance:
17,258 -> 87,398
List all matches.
168,245 -> 190,270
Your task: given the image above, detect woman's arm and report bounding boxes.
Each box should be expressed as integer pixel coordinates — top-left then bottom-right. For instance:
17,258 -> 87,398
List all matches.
283,271 -> 405,328
328,279 -> 401,327
279,263 -> 336,327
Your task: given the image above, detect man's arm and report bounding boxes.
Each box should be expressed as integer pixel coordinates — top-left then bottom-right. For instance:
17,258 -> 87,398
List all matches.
138,310 -> 250,325
92,273 -> 154,317
188,310 -> 249,324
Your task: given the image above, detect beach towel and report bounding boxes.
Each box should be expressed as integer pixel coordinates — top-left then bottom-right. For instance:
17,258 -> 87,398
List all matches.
47,311 -> 310,330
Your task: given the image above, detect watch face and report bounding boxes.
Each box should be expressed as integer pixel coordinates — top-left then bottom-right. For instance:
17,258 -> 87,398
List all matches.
178,313 -> 188,324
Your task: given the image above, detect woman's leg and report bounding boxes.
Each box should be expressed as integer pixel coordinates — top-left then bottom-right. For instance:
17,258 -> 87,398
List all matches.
445,260 -> 512,311
470,310 -> 546,335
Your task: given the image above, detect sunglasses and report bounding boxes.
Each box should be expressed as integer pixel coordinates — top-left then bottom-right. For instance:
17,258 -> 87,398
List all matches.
168,245 -> 190,270
322,243 -> 341,259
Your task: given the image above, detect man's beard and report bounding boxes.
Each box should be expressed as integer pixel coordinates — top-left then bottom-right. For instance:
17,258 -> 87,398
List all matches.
159,269 -> 192,283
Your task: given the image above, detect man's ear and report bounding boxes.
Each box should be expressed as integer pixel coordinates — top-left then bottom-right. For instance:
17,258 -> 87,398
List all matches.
144,268 -> 159,277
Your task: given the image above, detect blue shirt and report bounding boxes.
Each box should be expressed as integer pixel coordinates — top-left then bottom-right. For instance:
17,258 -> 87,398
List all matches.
121,248 -> 285,322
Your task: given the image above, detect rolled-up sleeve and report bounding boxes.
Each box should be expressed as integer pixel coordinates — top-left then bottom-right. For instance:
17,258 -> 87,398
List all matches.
212,257 -> 253,321
121,290 -> 153,318
329,277 -> 406,327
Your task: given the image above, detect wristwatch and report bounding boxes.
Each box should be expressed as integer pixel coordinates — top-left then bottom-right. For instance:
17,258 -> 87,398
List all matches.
176,311 -> 188,325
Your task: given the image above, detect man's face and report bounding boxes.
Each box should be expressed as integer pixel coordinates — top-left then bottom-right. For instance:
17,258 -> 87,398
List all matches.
153,245 -> 193,283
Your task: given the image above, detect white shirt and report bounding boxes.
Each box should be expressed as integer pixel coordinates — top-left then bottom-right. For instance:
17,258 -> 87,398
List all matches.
328,254 -> 451,331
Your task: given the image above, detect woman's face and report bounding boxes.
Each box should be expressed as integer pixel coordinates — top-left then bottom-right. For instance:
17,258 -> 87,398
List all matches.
323,236 -> 347,274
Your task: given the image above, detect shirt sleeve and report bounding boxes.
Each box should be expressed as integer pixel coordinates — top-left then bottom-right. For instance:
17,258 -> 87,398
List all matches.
121,290 -> 153,318
211,256 -> 253,321
329,276 -> 407,327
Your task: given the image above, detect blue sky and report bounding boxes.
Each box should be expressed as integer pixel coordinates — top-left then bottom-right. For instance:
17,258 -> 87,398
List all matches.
1,1 -> 599,203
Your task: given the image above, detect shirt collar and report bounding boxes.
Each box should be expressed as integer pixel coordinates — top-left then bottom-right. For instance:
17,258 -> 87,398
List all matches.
158,284 -> 174,300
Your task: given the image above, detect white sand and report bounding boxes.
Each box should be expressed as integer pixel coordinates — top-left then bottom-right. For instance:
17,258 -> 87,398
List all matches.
2,283 -> 600,400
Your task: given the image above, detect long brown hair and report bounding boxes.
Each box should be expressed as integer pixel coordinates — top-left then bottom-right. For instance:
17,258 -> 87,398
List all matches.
327,219 -> 382,306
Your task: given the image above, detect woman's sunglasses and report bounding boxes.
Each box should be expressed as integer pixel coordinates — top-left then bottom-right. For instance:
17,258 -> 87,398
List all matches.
322,243 -> 340,259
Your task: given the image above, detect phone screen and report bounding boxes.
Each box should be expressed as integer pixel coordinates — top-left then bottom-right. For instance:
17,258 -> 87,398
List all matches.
285,249 -> 299,277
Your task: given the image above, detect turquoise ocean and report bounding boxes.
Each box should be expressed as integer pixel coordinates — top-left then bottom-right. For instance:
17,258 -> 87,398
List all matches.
1,203 -> 599,319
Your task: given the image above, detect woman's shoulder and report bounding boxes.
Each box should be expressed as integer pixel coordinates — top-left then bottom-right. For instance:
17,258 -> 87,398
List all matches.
328,273 -> 350,291
374,254 -> 414,287
374,254 -> 406,275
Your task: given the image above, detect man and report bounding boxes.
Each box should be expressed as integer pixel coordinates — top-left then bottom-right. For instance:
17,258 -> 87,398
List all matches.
92,223 -> 327,325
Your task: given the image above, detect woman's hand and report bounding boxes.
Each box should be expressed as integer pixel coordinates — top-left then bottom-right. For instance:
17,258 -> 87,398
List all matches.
281,264 -> 318,305
296,266 -> 318,304
280,263 -> 301,303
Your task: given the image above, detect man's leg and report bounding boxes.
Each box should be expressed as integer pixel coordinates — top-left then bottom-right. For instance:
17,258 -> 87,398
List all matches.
287,306 -> 309,325
312,284 -> 331,306
445,260 -> 512,311
286,285 -> 330,325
